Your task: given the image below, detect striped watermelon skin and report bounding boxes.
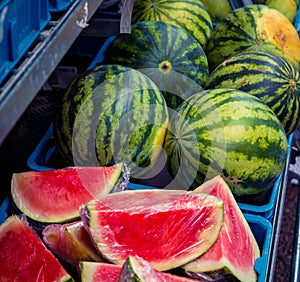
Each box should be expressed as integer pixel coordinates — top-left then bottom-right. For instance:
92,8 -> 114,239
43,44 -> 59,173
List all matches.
131,0 -> 213,49
104,21 -> 208,110
205,51 -> 300,135
163,88 -> 288,196
54,64 -> 169,179
205,4 -> 300,71
200,0 -> 232,22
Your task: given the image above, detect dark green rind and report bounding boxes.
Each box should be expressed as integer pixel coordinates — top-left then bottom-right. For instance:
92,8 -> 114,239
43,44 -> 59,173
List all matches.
104,21 -> 208,110
164,88 -> 288,196
205,5 -> 285,71
205,51 -> 300,135
54,64 -> 169,179
131,0 -> 213,49
54,65 -> 129,165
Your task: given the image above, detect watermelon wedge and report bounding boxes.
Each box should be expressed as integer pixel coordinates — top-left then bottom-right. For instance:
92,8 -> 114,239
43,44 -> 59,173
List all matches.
79,261 -> 122,282
119,256 -> 198,282
42,220 -> 103,266
80,189 -> 224,271
183,176 -> 260,282
0,215 -> 73,281
11,163 -> 125,223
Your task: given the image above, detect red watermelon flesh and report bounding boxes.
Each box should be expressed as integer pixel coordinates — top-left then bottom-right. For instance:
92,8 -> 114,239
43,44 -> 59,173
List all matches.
42,220 -> 103,266
0,215 -> 72,281
183,176 -> 260,282
80,189 -> 224,271
79,261 -> 122,282
119,255 -> 199,282
11,163 -> 124,223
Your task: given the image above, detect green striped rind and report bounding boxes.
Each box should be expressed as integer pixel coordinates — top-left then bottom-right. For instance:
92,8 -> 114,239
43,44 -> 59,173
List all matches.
118,256 -> 142,282
205,4 -> 286,71
104,21 -> 208,110
205,51 -> 300,135
54,64 -> 169,179
131,0 -> 213,49
199,0 -> 232,22
54,65 -> 127,165
164,88 -> 288,196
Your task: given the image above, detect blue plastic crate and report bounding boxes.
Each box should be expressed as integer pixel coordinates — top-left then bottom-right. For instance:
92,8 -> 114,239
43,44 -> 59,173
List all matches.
87,35 -> 115,69
246,214 -> 273,282
0,197 -> 11,225
48,0 -> 74,12
26,124 -> 57,171
0,0 -> 50,84
238,173 -> 282,220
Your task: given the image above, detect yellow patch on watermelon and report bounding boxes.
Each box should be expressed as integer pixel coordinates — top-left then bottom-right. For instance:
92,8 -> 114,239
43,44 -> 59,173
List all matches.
256,7 -> 300,69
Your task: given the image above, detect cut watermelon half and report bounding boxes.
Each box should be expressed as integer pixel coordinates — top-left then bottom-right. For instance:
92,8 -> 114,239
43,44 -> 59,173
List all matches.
80,189 -> 224,271
183,176 -> 261,282
11,163 -> 125,223
0,215 -> 72,281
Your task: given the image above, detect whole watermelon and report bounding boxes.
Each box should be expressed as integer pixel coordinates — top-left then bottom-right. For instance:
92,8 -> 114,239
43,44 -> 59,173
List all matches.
104,20 -> 208,110
205,4 -> 300,71
205,51 -> 300,135
163,88 -> 288,196
54,64 -> 169,180
131,0 -> 213,49
200,0 -> 232,22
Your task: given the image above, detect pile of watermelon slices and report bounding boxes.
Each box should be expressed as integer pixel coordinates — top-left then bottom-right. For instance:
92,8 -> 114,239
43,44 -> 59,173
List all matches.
1,166 -> 261,282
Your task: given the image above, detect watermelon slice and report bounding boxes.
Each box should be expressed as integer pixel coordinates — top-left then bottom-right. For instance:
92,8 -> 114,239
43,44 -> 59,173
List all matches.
183,176 -> 260,282
0,215 -> 72,281
79,261 -> 122,282
80,189 -> 224,271
42,220 -> 103,266
119,256 -> 197,282
11,163 -> 125,223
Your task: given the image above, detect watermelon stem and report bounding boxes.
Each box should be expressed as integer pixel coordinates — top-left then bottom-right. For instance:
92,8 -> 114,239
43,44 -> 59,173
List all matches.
290,79 -> 296,89
222,174 -> 245,185
159,60 -> 172,74
256,38 -> 264,47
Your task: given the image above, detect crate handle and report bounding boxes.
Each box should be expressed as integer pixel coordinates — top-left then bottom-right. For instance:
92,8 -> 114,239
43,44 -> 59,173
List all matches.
9,19 -> 17,61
